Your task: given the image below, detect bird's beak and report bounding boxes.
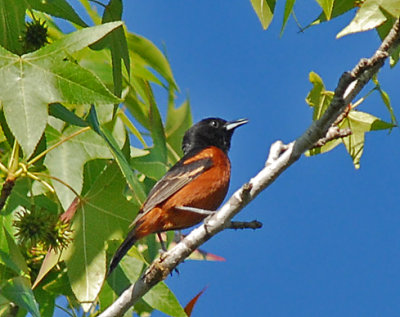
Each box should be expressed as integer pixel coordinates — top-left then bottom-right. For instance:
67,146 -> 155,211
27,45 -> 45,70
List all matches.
224,118 -> 249,131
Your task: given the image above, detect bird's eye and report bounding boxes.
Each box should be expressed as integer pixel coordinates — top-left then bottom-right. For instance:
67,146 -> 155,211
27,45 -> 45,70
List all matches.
209,120 -> 219,128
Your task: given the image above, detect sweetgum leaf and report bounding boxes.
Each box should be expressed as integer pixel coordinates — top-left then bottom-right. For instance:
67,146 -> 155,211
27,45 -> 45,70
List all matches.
337,0 -> 400,38
61,162 -> 140,311
44,117 -> 125,210
341,110 -> 395,168
0,23 -> 121,157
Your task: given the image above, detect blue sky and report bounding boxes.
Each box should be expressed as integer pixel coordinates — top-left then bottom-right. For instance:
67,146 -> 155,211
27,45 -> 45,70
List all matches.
119,1 -> 400,316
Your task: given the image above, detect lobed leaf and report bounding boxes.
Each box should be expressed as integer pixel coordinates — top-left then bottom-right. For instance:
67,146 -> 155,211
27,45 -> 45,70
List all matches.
61,162 -> 139,311
337,0 -> 400,38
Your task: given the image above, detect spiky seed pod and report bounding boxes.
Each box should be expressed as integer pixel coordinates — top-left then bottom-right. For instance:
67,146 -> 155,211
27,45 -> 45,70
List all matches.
22,19 -> 49,53
14,207 -> 49,246
13,207 -> 72,251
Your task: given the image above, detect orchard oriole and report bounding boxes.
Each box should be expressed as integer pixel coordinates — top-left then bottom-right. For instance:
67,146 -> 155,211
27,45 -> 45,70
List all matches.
108,117 -> 248,275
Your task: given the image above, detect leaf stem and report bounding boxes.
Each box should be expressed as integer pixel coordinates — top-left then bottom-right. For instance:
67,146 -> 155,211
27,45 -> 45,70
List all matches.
8,140 -> 20,174
15,126 -> 91,177
33,172 -> 82,199
0,162 -> 8,173
25,171 -> 55,193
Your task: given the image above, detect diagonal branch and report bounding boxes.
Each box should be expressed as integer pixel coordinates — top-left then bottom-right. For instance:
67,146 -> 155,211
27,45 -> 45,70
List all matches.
99,18 -> 400,317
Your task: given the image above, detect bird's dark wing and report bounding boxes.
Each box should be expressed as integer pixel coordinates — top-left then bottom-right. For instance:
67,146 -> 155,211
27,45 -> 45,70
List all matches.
130,155 -> 213,227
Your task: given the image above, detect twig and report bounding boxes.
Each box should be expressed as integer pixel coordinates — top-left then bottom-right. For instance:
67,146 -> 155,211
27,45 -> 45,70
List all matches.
227,220 -> 262,230
99,18 -> 400,317
311,126 -> 352,148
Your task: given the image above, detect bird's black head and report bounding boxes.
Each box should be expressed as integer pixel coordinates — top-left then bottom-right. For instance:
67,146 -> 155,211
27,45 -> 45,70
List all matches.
182,117 -> 248,154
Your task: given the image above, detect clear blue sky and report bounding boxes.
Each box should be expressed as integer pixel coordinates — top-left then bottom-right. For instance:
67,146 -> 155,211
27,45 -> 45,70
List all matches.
55,1 -> 400,316
120,2 -> 400,316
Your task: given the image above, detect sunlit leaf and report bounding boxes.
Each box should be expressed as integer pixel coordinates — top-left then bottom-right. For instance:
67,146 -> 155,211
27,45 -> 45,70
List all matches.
315,0 -> 334,20
306,0 -> 355,28
337,0 -> 400,38
61,162 -> 139,311
127,33 -> 178,89
306,71 -> 333,120
376,16 -> 400,66
143,282 -> 187,317
341,110 -> 395,168
165,97 -> 192,162
99,0 -> 130,97
281,0 -> 296,35
250,0 -> 276,30
44,118 -> 125,210
88,105 -> 147,205
372,75 -> 397,125
0,23 -> 122,157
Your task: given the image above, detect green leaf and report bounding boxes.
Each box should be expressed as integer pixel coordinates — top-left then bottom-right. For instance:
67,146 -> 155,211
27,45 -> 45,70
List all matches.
87,106 -> 147,205
44,122 -> 123,210
131,148 -> 169,180
143,282 -> 187,317
250,0 -> 276,30
0,23 -> 122,157
281,0 -> 296,35
27,0 -> 88,27
306,72 -> 334,120
33,287 -> 55,317
32,21 -> 123,58
165,98 -> 192,162
61,162 -> 139,310
125,79 -> 151,129
0,0 -> 27,54
336,0 -> 400,38
372,75 -> 398,126
315,0 -> 334,20
127,33 -> 177,89
306,138 -> 342,156
341,110 -> 395,168
147,84 -> 167,163
0,226 -> 29,276
117,110 -> 147,146
100,0 -> 130,97
0,276 -> 40,317
49,103 -> 89,127
307,0 -> 355,28
376,16 -> 400,66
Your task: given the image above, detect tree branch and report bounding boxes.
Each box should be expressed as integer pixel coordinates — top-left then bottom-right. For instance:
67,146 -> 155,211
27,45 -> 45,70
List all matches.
99,18 -> 400,317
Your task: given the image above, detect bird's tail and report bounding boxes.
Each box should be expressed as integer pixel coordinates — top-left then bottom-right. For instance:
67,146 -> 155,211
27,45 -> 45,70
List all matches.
108,228 -> 138,277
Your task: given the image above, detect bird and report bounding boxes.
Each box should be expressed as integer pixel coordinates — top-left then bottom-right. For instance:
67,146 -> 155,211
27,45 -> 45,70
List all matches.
108,117 -> 248,275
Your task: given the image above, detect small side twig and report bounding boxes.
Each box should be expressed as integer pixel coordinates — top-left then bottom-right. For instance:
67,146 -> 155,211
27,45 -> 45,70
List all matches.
311,126 -> 352,148
227,220 -> 263,230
